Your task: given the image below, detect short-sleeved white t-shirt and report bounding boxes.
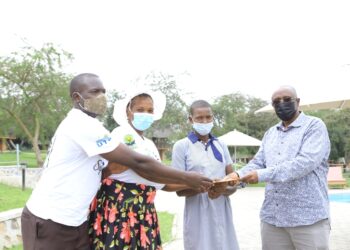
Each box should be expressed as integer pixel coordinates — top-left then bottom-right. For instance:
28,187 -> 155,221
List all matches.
26,109 -> 119,226
109,124 -> 165,190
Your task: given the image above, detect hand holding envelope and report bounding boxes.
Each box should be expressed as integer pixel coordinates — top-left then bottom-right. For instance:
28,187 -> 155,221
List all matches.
213,172 -> 240,187
208,173 -> 240,199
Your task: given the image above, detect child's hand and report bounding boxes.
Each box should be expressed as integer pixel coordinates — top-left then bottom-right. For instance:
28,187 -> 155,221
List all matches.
208,188 -> 221,199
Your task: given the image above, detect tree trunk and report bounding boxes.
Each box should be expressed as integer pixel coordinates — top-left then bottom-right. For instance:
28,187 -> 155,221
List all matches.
33,115 -> 43,166
32,137 -> 43,167
5,108 -> 43,167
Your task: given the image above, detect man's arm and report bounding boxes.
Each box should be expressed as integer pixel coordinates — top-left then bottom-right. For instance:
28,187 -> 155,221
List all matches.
256,120 -> 330,183
162,184 -> 188,192
100,143 -> 213,191
176,189 -> 201,197
236,143 -> 266,177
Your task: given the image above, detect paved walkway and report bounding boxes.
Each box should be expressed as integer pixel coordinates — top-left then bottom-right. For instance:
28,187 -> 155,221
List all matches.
155,187 -> 350,250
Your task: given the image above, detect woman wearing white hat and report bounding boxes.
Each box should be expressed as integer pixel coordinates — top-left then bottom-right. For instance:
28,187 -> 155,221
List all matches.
89,89 -> 185,250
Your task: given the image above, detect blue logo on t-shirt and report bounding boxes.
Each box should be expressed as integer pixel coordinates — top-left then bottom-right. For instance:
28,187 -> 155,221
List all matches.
96,135 -> 112,147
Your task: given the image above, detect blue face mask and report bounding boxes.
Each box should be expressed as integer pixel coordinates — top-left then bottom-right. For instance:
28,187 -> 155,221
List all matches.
132,113 -> 154,131
192,122 -> 214,136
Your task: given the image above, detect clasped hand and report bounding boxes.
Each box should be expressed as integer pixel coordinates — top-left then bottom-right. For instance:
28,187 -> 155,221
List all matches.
208,175 -> 240,199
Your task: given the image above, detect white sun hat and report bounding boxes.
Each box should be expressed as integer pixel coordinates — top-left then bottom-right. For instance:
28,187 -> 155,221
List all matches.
112,88 -> 167,126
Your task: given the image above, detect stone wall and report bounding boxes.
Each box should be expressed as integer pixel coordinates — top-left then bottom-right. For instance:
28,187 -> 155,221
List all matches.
0,167 -> 42,249
0,167 -> 41,249
0,166 -> 42,189
0,208 -> 22,250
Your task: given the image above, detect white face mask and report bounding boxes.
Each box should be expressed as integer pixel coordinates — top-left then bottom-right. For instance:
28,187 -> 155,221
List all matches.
192,122 -> 214,136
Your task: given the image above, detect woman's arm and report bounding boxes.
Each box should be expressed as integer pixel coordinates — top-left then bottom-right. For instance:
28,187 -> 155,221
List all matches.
101,144 -> 213,192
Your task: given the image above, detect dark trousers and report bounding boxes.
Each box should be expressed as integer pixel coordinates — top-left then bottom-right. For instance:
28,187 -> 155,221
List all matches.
21,206 -> 90,250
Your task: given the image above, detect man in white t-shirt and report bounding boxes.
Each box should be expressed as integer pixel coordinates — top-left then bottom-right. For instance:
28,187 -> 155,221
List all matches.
21,73 -> 212,250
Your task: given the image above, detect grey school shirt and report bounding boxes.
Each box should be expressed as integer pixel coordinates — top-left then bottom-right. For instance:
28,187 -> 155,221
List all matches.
172,132 -> 240,250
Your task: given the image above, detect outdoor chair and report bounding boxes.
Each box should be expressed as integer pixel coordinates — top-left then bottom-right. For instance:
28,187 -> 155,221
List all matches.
327,166 -> 347,189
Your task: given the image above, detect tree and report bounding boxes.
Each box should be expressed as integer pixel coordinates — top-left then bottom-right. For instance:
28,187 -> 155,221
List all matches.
0,43 -> 73,166
211,93 -> 246,137
211,93 -> 276,159
244,96 -> 277,140
145,71 -> 190,142
102,90 -> 124,131
310,109 -> 350,162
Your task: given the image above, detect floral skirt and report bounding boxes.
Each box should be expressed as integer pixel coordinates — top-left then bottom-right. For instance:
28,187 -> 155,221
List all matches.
89,178 -> 162,250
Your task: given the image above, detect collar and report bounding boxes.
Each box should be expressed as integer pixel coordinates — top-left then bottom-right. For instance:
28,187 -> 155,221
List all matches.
187,131 -> 217,144
187,131 -> 223,162
276,112 -> 305,131
70,108 -> 97,121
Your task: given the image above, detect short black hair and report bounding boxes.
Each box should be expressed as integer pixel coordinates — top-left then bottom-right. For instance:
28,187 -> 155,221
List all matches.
69,73 -> 99,96
127,93 -> 153,110
189,100 -> 211,115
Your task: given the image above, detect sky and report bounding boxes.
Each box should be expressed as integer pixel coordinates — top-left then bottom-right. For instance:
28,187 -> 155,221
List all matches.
1,0 -> 350,104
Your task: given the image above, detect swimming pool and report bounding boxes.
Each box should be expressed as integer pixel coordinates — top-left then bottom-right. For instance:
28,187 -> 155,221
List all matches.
329,193 -> 350,203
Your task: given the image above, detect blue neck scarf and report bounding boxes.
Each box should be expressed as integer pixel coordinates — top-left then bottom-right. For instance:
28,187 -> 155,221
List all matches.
187,131 -> 223,162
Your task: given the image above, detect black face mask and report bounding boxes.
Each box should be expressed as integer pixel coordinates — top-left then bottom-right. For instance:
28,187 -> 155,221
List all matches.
274,101 -> 297,121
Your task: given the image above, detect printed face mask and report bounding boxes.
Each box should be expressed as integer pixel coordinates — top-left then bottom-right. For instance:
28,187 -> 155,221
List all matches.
274,101 -> 297,121
192,122 -> 214,136
132,113 -> 154,131
76,93 -> 107,116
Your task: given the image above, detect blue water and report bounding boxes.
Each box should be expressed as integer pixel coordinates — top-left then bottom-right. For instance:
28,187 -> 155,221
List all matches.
329,193 -> 350,203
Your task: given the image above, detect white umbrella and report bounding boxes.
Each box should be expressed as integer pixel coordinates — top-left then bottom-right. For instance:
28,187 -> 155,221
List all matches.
255,97 -> 350,114
218,129 -> 262,169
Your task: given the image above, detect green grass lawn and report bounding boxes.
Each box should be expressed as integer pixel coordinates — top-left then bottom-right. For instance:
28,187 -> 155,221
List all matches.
5,245 -> 22,250
247,182 -> 266,187
0,151 -> 46,168
158,211 -> 175,243
0,183 -> 32,212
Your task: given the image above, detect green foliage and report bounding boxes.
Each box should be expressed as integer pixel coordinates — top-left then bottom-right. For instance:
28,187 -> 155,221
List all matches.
212,93 -> 276,137
146,72 -> 190,142
5,245 -> 22,250
162,158 -> 171,166
245,97 -> 278,138
102,90 -> 124,131
0,43 -> 73,166
307,109 -> 350,162
212,93 -> 247,134
211,93 -> 276,158
0,183 -> 32,212
344,172 -> 350,187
